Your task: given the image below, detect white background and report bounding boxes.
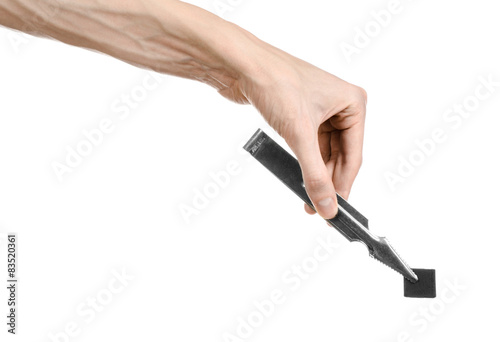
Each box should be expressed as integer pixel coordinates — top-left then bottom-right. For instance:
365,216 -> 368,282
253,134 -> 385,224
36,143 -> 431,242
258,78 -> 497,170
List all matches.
1,0 -> 499,341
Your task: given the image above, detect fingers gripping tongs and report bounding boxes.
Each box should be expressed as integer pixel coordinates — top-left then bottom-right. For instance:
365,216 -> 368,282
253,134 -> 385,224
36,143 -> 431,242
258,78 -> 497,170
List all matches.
243,129 -> 418,283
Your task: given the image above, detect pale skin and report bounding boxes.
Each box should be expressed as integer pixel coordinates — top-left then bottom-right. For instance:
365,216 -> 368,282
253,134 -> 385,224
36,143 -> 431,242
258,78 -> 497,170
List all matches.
0,0 -> 367,219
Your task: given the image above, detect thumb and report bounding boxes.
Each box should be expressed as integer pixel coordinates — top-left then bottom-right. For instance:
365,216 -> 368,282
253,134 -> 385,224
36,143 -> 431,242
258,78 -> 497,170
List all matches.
292,136 -> 338,219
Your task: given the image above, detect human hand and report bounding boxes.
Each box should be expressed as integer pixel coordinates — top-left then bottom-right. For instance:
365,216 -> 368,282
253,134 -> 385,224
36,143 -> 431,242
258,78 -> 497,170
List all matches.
221,43 -> 367,219
0,0 -> 366,220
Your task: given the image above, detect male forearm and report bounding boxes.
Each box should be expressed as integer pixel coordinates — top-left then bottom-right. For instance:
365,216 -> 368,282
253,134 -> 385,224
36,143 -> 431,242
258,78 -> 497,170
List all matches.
0,0 -> 368,219
0,0 -> 265,93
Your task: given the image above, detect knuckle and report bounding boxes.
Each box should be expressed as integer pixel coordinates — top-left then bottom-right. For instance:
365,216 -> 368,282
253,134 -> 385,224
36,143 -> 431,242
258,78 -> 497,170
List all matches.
358,86 -> 368,103
304,174 -> 328,195
350,85 -> 368,111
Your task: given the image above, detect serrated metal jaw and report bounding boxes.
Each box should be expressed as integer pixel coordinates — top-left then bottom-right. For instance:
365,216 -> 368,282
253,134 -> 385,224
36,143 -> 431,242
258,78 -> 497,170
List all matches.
369,237 -> 418,283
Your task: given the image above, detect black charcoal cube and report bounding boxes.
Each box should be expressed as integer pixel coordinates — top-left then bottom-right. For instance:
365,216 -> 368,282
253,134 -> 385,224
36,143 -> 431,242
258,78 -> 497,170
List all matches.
404,269 -> 436,298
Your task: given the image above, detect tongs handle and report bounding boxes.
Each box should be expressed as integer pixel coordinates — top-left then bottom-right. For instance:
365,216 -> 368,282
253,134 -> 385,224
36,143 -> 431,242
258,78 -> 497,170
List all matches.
243,129 -> 369,242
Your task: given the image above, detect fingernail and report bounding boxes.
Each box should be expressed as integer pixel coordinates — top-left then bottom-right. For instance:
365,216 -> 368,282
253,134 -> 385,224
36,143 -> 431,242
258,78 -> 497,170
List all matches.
317,197 -> 337,219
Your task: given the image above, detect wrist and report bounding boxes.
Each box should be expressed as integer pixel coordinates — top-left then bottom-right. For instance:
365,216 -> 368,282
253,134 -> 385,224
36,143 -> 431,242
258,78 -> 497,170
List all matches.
168,11 -> 273,95
202,21 -> 290,101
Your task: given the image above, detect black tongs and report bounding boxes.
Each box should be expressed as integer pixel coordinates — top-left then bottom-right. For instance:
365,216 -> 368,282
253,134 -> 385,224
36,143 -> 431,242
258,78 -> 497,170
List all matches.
244,129 -> 418,283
